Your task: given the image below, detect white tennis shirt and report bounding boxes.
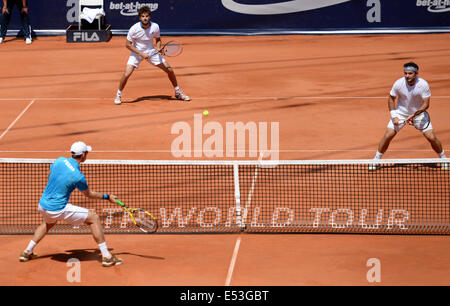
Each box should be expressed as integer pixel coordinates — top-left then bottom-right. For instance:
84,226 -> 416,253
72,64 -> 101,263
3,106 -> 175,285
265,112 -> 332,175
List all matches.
390,77 -> 431,115
126,21 -> 160,52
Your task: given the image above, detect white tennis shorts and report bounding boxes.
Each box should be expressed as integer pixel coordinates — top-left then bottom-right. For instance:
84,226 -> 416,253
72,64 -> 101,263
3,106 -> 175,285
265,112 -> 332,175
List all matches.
127,50 -> 166,68
38,204 -> 89,225
387,110 -> 432,133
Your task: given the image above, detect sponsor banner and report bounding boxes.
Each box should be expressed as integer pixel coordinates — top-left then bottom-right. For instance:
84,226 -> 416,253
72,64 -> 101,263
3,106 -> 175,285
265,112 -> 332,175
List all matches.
2,0 -> 450,35
15,205 -> 417,234
40,204 -> 430,234
66,25 -> 112,42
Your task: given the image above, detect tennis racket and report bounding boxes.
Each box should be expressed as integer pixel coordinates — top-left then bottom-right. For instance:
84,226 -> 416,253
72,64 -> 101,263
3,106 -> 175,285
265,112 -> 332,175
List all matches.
150,41 -> 183,57
399,111 -> 430,131
115,199 -> 158,233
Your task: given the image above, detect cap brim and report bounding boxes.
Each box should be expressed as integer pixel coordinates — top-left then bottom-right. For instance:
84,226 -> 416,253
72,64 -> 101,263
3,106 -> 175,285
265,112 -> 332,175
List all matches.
86,146 -> 92,152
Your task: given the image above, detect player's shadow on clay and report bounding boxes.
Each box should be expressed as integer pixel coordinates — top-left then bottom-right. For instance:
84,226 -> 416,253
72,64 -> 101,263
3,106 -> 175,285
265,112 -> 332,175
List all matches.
124,95 -> 174,103
38,248 -> 165,263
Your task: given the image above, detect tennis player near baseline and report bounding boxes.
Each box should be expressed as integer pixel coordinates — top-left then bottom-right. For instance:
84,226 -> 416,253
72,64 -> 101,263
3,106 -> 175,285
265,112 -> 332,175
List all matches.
20,141 -> 123,267
114,5 -> 190,105
370,62 -> 447,170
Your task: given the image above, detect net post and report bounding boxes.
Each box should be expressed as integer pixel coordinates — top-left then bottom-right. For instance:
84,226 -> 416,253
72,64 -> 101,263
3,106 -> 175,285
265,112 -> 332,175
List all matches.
233,163 -> 244,230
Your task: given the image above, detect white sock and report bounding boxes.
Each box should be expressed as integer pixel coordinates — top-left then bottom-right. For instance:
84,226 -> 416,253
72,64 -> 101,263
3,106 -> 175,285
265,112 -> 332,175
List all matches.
174,86 -> 180,92
374,151 -> 383,160
98,242 -> 111,259
439,150 -> 446,158
116,90 -> 122,96
25,240 -> 37,254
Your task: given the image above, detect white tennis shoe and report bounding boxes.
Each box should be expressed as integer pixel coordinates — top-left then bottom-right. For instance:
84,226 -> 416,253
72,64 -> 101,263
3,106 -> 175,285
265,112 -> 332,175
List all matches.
175,90 -> 190,101
368,161 -> 380,171
0,37 -> 3,44
25,38 -> 32,45
114,95 -> 122,105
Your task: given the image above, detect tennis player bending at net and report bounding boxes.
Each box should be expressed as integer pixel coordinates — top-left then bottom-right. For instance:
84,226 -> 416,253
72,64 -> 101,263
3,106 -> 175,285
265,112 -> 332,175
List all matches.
370,62 -> 448,170
20,141 -> 123,267
114,5 -> 190,105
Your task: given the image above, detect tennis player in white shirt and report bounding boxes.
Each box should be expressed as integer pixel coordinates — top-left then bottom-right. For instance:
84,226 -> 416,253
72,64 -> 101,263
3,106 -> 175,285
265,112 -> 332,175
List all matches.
370,62 -> 447,170
114,5 -> 190,105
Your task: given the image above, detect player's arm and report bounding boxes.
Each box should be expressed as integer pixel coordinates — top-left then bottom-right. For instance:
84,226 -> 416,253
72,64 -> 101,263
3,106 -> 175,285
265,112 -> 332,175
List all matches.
125,39 -> 149,59
82,188 -> 117,204
388,95 -> 400,126
155,37 -> 162,52
21,0 -> 28,14
2,0 -> 8,14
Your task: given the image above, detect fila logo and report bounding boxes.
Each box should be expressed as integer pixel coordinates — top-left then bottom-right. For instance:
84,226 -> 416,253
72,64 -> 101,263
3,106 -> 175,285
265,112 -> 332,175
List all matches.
73,32 -> 100,42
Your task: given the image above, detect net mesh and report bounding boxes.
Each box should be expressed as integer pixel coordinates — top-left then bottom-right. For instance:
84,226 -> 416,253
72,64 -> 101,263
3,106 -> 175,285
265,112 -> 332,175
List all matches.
238,163 -> 449,233
0,158 -> 449,234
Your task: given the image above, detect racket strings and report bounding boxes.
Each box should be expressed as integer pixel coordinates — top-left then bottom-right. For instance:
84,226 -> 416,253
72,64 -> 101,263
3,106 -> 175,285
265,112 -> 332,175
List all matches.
162,42 -> 182,56
399,111 -> 430,131
413,111 -> 430,130
139,218 -> 156,229
135,212 -> 157,232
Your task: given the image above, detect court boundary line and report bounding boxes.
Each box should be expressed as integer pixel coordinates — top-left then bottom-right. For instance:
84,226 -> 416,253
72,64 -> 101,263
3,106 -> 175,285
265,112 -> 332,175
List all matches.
0,96 -> 450,101
225,236 -> 241,286
0,99 -> 36,141
243,167 -> 258,227
0,149 -> 439,153
5,27 -> 450,35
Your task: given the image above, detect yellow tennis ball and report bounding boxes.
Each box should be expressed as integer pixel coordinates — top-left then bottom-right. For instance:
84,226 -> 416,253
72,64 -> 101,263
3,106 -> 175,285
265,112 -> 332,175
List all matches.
203,110 -> 209,116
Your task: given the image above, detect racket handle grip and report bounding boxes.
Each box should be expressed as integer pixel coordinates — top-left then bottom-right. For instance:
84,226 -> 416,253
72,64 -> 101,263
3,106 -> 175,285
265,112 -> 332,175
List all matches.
116,199 -> 125,207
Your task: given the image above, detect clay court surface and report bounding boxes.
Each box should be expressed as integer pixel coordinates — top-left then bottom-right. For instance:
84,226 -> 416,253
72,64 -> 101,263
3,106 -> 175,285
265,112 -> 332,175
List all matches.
1,34 -> 450,285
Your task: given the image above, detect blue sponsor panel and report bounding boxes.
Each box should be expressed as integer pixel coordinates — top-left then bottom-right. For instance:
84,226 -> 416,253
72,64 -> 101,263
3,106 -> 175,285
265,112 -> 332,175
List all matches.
2,0 -> 450,35
3,0 -> 73,32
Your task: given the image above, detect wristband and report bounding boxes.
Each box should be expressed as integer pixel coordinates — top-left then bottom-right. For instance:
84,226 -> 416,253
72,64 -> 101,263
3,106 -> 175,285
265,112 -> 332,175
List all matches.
390,110 -> 397,118
103,194 -> 110,200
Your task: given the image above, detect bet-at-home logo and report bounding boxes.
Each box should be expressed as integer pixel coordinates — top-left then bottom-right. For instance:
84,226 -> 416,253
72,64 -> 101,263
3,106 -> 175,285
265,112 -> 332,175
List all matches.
416,0 -> 450,12
109,1 -> 159,16
66,0 -> 158,23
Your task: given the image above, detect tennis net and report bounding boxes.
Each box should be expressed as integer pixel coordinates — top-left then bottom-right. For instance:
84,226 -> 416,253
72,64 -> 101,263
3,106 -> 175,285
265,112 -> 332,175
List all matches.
0,158 -> 449,234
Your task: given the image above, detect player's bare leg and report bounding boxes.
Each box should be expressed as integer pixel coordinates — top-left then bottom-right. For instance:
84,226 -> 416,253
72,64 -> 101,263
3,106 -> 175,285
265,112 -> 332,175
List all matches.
115,65 -> 136,105
422,130 -> 444,155
84,211 -> 105,245
31,222 -> 55,244
156,62 -> 177,87
84,211 -> 122,266
422,130 -> 448,169
377,128 -> 397,155
156,62 -> 190,101
369,128 -> 397,170
21,222 -> 54,261
20,222 -> 55,261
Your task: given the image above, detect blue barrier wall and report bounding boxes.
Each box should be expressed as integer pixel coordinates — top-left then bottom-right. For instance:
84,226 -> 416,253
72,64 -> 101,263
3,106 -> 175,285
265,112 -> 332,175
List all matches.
3,0 -> 450,36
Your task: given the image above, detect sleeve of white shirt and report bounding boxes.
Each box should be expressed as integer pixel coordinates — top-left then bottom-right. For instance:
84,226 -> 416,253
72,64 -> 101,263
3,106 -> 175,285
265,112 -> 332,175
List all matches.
153,23 -> 161,39
389,79 -> 400,97
421,80 -> 431,99
126,26 -> 135,42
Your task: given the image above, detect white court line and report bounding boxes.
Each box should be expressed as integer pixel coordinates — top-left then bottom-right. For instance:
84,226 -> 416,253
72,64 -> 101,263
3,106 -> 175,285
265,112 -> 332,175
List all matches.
225,236 -> 241,286
0,149 -> 435,153
0,96 -> 449,101
0,99 -> 36,141
0,98 -> 104,101
243,167 -> 259,226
